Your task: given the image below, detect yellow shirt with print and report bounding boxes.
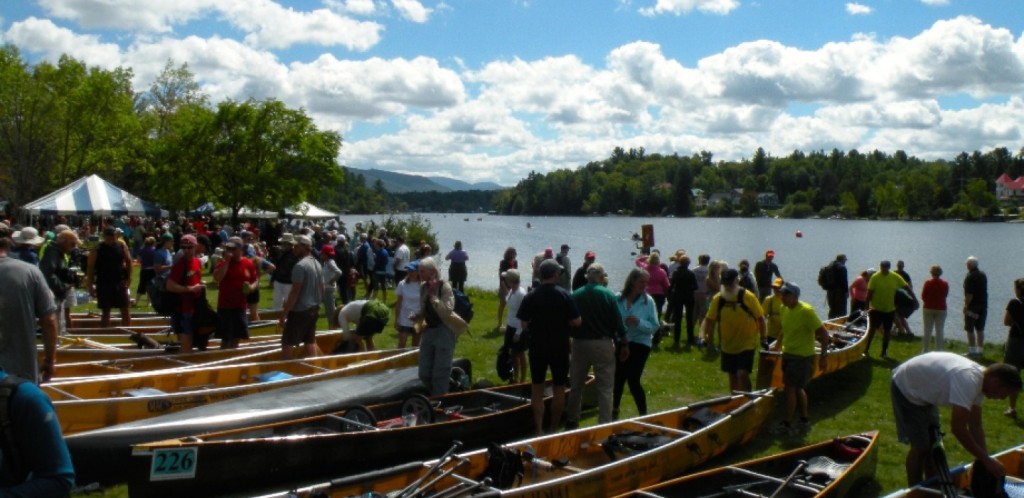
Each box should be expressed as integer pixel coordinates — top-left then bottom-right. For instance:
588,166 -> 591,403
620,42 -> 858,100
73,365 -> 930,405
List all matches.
867,271 -> 907,313
762,294 -> 784,340
780,301 -> 824,357
708,289 -> 765,354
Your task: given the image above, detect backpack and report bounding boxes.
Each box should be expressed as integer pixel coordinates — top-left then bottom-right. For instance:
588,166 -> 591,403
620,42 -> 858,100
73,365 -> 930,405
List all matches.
716,288 -> 754,323
817,264 -> 834,290
147,274 -> 178,316
496,345 -> 514,382
453,288 -> 474,323
0,375 -> 29,484
480,443 -> 524,489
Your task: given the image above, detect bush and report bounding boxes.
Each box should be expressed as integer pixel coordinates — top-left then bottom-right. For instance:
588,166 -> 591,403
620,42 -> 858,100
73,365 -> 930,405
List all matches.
381,214 -> 438,253
781,203 -> 815,218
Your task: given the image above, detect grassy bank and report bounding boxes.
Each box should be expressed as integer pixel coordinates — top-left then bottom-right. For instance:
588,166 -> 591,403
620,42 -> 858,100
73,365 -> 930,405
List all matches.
71,275 -> 1022,497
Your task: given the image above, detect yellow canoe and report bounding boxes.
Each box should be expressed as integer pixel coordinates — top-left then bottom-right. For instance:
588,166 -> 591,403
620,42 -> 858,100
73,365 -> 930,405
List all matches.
46,329 -> 347,366
883,443 -> 1024,497
265,390 -> 774,498
756,312 -> 869,390
55,348 -> 419,435
616,431 -> 880,498
67,309 -> 284,327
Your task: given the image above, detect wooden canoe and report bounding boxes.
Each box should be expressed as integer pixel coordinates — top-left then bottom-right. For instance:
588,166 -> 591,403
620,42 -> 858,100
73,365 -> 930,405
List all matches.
617,431 -> 880,498
67,308 -> 284,327
260,389 -> 775,498
756,312 -> 869,390
60,318 -> 278,337
883,444 -> 1024,497
54,348 -> 419,435
43,348 -> 414,400
125,380 -> 571,497
66,364 -> 439,486
46,329 -> 348,366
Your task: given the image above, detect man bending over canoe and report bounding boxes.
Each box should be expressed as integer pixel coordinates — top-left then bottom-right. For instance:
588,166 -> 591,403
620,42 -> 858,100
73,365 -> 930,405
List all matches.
891,352 -> 1021,486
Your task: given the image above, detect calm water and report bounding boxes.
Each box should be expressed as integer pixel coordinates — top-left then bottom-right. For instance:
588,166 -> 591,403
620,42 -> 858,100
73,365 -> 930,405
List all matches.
341,215 -> 1023,344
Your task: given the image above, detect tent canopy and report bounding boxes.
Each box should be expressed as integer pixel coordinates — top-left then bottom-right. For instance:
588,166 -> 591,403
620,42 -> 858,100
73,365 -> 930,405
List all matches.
22,175 -> 167,217
286,202 -> 337,219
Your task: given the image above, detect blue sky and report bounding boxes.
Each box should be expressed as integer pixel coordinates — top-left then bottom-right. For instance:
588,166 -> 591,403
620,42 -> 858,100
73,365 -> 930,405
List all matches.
2,0 -> 1023,185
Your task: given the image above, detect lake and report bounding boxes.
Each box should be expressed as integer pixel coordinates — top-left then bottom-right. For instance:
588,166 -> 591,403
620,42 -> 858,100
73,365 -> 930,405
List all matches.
338,214 -> 1023,344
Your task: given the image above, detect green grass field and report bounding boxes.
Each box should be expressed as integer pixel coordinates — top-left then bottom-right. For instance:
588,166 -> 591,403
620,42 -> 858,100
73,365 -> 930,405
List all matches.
71,273 -> 1022,497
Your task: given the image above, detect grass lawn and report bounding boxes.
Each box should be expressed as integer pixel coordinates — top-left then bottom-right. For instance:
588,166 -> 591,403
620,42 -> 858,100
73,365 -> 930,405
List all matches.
71,274 -> 1022,497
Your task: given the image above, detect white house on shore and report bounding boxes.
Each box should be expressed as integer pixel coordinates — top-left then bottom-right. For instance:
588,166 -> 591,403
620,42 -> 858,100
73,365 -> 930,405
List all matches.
996,173 -> 1024,202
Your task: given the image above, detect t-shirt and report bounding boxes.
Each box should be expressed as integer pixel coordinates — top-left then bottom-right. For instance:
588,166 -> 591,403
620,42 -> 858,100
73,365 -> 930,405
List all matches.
153,248 -> 173,277
395,280 -> 421,328
0,370 -> 75,494
168,257 -> 203,314
571,283 -> 625,341
762,295 -> 784,339
892,352 -> 984,409
921,278 -> 949,311
707,289 -> 764,354
1007,299 -> 1024,340
517,284 -> 580,346
337,300 -> 367,332
505,286 -> 526,329
291,255 -> 323,312
393,244 -> 411,272
964,269 -> 988,310
216,257 -> 257,310
780,301 -> 824,357
0,258 -> 56,383
867,271 -> 907,313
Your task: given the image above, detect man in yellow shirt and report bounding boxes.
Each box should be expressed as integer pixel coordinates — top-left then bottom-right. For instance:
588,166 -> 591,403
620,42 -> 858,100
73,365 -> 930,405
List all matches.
769,282 -> 829,435
701,269 -> 766,392
762,277 -> 785,343
866,260 -> 916,359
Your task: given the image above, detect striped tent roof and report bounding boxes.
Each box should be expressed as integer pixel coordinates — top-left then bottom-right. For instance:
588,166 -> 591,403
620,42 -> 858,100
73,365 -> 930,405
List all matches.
22,175 -> 167,217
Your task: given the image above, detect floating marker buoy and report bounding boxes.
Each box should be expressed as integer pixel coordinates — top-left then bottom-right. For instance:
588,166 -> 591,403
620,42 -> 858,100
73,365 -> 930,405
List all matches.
796,230 -> 803,238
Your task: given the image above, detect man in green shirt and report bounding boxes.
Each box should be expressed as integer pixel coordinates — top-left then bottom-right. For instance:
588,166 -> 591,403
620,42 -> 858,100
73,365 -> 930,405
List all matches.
866,260 -> 915,359
769,282 -> 829,435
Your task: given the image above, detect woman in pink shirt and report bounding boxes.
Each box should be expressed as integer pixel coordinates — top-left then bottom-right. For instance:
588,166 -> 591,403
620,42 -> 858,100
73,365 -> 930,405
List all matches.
848,269 -> 869,319
920,265 -> 949,352
643,252 -> 671,321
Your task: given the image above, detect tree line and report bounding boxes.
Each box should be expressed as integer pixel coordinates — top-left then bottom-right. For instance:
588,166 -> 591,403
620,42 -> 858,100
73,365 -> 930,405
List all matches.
0,46 -> 402,222
490,145 -> 1024,220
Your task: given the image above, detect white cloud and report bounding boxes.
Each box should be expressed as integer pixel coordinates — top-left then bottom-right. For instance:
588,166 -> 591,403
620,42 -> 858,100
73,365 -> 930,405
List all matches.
921,0 -> 949,5
846,3 -> 872,15
639,0 -> 740,17
391,0 -> 432,23
326,0 -> 378,16
4,17 -> 123,68
37,0 -> 214,32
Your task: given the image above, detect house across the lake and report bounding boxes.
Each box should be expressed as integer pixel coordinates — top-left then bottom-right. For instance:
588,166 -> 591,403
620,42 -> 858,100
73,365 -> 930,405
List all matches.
996,173 -> 1024,202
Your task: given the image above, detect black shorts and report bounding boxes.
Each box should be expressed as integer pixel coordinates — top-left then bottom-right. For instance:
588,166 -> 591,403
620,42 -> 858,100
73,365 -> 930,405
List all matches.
529,339 -> 570,386
964,308 -> 987,332
869,309 -> 895,332
217,308 -> 250,340
720,349 -> 755,374
503,326 -> 529,353
283,307 -> 319,346
246,287 -> 260,305
97,283 -> 129,310
782,354 -> 814,389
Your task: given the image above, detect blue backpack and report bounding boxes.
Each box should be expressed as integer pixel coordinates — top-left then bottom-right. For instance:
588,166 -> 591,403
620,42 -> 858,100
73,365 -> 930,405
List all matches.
453,288 -> 474,323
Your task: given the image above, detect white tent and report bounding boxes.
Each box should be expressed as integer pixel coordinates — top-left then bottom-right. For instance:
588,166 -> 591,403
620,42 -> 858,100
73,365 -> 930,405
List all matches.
22,175 -> 167,217
285,202 -> 337,219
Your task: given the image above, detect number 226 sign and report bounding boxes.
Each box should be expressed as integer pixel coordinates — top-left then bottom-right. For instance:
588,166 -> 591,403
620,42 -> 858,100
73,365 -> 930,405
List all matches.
149,447 -> 198,481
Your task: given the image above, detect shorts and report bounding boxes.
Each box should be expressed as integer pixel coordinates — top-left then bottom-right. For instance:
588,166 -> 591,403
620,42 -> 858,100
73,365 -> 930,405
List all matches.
869,309 -> 895,332
964,308 -> 987,332
355,316 -> 386,337
503,326 -> 529,353
246,287 -> 260,305
97,283 -> 129,310
720,349 -> 755,374
370,273 -> 387,290
217,308 -> 250,341
283,307 -> 319,346
891,380 -> 939,447
397,325 -> 417,336
528,339 -> 570,386
1005,335 -> 1024,369
172,312 -> 196,336
498,281 -> 510,303
782,354 -> 813,389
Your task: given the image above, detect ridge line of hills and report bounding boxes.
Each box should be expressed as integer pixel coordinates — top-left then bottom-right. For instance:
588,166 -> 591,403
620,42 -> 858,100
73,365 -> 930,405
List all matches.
349,168 -> 503,193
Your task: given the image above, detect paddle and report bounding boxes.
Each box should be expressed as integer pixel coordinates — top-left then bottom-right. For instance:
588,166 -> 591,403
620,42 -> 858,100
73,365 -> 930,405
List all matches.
395,440 -> 463,498
768,460 -> 807,498
930,425 -> 962,498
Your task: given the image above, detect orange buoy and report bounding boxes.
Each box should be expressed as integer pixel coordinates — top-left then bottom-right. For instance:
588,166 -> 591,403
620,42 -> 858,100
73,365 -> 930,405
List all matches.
795,230 -> 803,238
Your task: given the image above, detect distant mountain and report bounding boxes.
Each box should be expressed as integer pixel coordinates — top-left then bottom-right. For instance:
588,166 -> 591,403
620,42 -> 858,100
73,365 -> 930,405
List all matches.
349,168 -> 503,193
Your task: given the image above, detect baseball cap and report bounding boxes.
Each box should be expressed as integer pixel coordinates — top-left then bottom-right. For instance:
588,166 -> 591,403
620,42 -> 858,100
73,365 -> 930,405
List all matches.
543,247 -> 554,258
539,259 -> 562,279
295,234 -> 313,247
319,244 -> 335,257
180,234 -> 198,247
223,236 -> 243,249
560,244 -> 570,251
772,277 -> 784,289
405,260 -> 420,273
584,250 -> 596,260
721,268 -> 739,285
160,232 -> 174,241
778,282 -> 801,298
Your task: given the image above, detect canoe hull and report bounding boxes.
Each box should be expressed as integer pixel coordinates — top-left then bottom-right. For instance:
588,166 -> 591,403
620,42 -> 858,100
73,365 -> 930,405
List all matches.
267,390 -> 775,498
618,431 -> 880,498
883,444 -> 1024,497
127,383 -> 539,497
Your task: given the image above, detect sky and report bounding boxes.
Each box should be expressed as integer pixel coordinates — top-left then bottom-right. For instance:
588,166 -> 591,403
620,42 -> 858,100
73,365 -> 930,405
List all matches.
2,0 -> 1024,186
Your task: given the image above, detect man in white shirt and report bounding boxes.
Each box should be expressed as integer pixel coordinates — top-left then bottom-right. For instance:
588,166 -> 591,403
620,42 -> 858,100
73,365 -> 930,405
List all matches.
393,235 -> 411,282
891,352 -> 1021,486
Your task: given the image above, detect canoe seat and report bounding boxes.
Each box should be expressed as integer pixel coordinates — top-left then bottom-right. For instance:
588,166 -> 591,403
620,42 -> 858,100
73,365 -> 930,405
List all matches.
804,456 -> 850,481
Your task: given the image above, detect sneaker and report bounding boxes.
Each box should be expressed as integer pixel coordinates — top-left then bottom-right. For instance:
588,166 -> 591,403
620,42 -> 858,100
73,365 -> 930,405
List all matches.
1004,408 -> 1017,419
768,422 -> 792,435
